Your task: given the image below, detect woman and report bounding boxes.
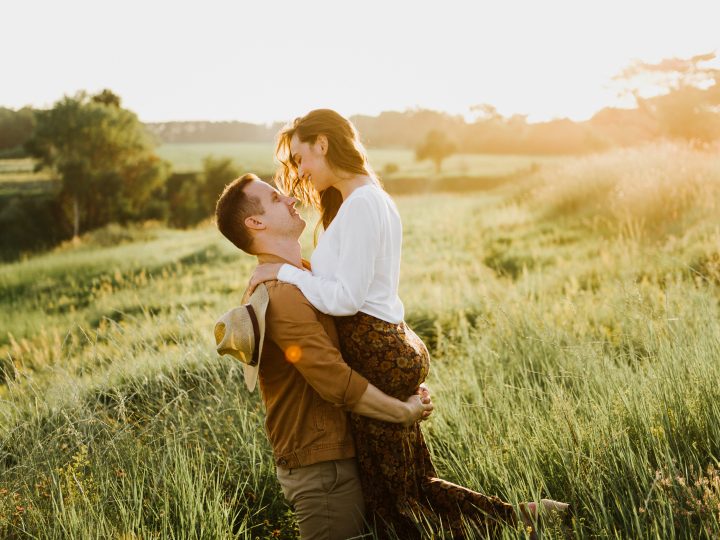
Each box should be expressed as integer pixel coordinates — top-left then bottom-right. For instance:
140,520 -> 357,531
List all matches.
249,109 -> 568,538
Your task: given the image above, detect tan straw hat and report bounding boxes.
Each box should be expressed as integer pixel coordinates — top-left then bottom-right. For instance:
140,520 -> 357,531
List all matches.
214,284 -> 269,392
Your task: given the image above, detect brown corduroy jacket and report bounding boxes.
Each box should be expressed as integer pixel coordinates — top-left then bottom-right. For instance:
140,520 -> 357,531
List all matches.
257,254 -> 369,470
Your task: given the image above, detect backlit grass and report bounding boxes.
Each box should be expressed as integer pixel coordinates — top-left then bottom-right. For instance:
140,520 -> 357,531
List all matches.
1,142 -> 719,538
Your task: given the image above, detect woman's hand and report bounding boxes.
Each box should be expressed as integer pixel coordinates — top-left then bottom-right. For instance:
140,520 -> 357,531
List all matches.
417,383 -> 432,421
247,263 -> 283,297
402,389 -> 434,427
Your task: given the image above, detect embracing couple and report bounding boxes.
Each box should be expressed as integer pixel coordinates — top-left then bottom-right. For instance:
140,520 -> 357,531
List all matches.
214,109 -> 569,539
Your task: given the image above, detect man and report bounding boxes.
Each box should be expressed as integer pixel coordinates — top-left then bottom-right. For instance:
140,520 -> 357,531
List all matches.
214,173 -> 433,540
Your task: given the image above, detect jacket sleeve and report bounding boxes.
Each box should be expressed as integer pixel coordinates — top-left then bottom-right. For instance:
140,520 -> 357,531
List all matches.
265,283 -> 369,408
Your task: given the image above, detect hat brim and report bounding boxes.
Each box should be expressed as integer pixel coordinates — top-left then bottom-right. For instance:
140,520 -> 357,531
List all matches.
242,284 -> 269,392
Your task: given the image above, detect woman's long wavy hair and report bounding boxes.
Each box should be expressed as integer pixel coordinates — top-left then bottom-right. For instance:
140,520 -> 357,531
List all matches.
275,109 -> 380,243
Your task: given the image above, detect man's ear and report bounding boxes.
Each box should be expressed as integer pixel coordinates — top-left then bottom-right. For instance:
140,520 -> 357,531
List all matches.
244,216 -> 266,231
316,134 -> 328,155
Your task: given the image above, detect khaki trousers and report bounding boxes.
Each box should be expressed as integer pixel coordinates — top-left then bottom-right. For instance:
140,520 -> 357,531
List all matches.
276,458 -> 367,540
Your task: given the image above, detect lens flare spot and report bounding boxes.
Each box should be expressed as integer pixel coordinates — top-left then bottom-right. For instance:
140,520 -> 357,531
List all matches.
285,345 -> 302,363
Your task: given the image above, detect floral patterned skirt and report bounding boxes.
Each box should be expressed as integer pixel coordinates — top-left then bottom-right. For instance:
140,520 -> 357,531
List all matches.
335,311 -> 517,539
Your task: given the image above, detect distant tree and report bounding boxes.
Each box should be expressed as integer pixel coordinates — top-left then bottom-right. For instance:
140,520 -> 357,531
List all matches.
92,89 -> 122,107
26,90 -> 170,238
588,107 -> 659,147
144,121 -> 281,144
200,156 -> 241,214
351,109 -> 465,147
463,105 -> 530,154
415,130 -> 456,173
0,195 -> 69,259
382,162 -> 399,176
166,172 -> 204,228
615,52 -> 720,142
469,103 -> 503,122
0,107 -> 35,156
164,157 -> 241,228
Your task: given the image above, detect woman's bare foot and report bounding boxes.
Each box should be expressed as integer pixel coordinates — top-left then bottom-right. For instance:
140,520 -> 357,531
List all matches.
518,499 -> 571,539
518,502 -> 539,539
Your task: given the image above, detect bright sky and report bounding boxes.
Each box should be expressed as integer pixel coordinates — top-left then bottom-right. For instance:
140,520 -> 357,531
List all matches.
3,0 -> 718,124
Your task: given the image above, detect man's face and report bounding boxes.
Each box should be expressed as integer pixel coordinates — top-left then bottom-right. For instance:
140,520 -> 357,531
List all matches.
244,180 -> 305,240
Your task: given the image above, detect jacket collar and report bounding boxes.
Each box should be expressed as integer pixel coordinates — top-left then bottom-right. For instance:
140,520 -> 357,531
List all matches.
256,252 -> 311,271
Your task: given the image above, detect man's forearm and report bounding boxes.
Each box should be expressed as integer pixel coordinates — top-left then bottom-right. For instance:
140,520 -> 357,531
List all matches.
350,383 -> 411,424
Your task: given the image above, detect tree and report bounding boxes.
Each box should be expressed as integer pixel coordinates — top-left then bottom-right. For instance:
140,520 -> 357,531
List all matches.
26,90 -> 170,238
352,109 -> 465,147
0,107 -> 35,156
92,89 -> 122,107
166,172 -> 204,228
200,156 -> 241,214
614,52 -> 720,143
164,158 -> 241,228
415,130 -> 456,173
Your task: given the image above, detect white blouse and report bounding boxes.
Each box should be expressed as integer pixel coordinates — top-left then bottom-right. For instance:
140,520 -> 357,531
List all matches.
277,184 -> 405,324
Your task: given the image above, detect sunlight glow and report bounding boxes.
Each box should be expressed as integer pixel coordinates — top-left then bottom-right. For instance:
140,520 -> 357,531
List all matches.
285,345 -> 302,364
1,0 -> 718,123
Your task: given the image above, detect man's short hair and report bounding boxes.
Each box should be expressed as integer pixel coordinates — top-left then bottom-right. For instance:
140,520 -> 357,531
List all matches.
215,173 -> 265,254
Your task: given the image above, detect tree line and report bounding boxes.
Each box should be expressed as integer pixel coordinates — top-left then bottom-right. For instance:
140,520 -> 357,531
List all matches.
0,53 -> 717,259
4,54 -> 717,160
0,90 -> 245,259
152,53 -> 720,154
146,121 -> 283,144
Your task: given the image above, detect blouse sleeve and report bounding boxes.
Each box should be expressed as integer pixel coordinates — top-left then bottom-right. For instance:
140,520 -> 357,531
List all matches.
276,196 -> 380,316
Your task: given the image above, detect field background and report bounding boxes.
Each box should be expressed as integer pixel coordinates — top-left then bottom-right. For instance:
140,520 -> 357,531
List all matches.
1,142 -> 720,538
155,142 -> 564,178
0,142 -> 564,196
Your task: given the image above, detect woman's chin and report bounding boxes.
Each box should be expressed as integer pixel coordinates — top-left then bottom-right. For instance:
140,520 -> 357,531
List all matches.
311,179 -> 331,192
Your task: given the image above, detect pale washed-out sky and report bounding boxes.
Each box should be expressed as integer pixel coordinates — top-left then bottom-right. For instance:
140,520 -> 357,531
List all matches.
3,0 -> 718,124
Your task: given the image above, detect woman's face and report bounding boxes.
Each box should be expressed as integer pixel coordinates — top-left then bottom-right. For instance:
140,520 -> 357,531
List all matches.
289,133 -> 334,192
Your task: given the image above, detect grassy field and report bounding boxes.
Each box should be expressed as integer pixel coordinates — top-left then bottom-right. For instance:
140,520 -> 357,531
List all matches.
0,159 -> 58,197
0,143 -> 564,199
1,142 -> 719,538
155,141 -> 563,178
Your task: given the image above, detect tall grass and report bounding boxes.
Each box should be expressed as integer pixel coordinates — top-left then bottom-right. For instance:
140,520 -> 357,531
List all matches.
524,141 -> 720,240
1,142 -> 719,538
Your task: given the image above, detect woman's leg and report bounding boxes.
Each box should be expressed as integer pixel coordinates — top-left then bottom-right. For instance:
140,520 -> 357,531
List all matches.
421,477 -> 517,537
337,313 -> 520,537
